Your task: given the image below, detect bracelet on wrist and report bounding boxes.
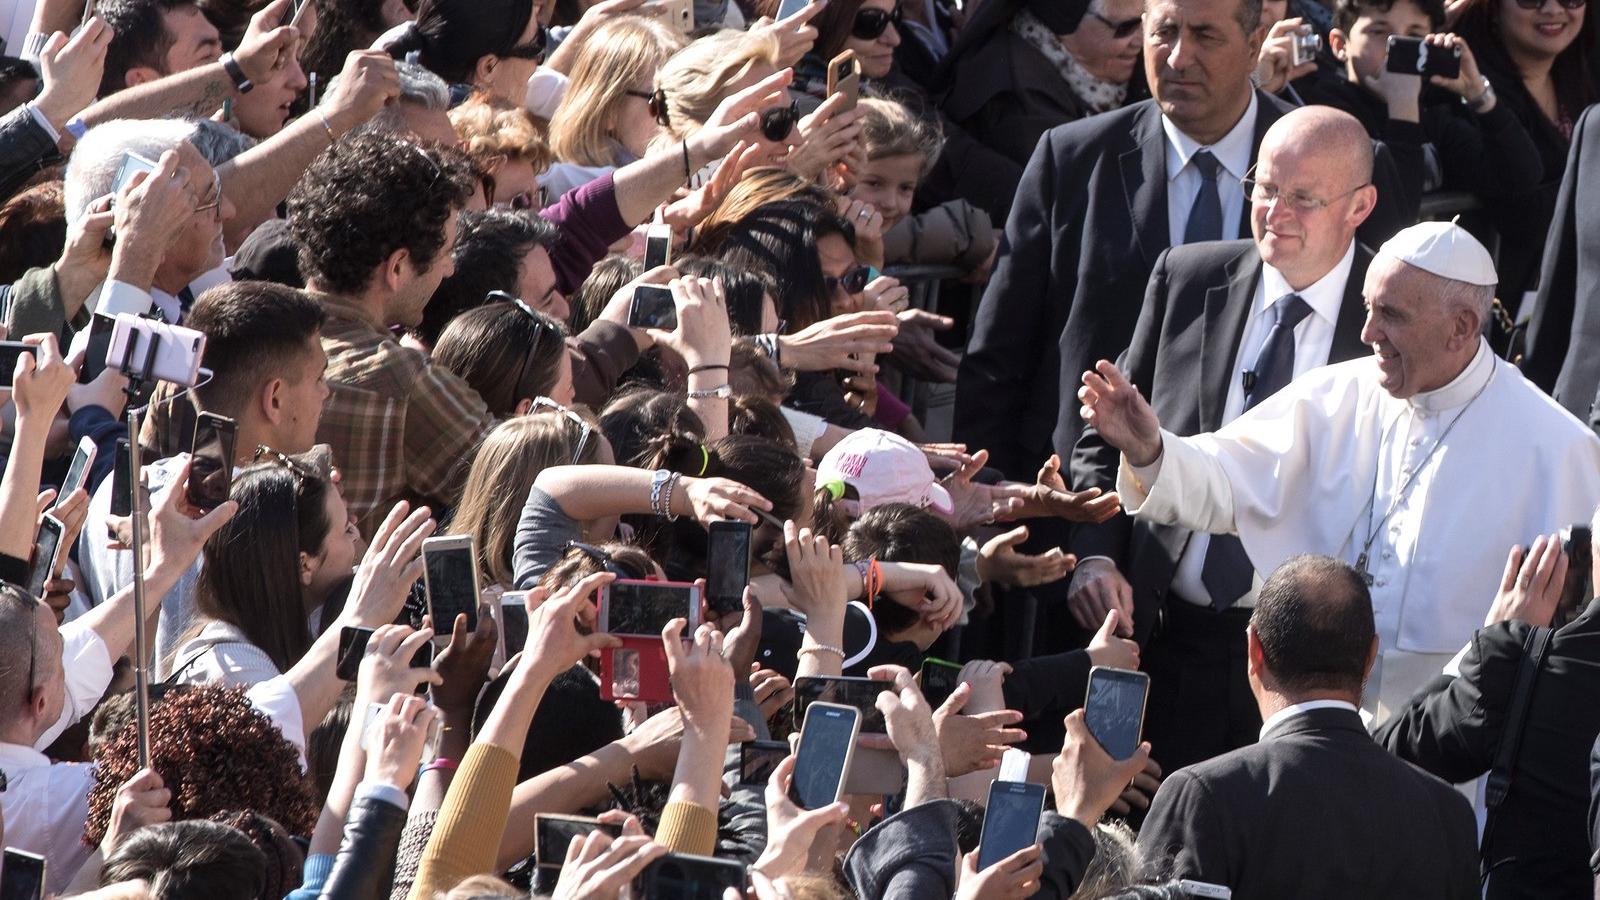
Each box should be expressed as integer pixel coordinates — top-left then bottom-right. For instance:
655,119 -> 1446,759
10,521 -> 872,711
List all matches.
687,363 -> 729,375
799,642 -> 846,659
220,52 -> 254,93
687,384 -> 732,400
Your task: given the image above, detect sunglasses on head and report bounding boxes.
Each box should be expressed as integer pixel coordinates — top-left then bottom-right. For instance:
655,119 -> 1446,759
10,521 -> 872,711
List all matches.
625,87 -> 672,127
852,3 -> 902,40
530,396 -> 596,465
826,265 -> 872,295
760,101 -> 800,142
503,24 -> 549,60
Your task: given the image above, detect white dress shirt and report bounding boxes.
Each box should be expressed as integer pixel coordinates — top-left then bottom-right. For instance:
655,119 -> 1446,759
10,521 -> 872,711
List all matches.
1171,241 -> 1356,608
1163,92 -> 1258,247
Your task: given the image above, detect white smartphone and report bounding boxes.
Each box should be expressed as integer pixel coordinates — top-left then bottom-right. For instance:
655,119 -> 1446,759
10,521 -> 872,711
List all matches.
790,701 -> 860,810
52,436 -> 97,512
105,314 -> 207,386
644,223 -> 673,269
422,534 -> 480,635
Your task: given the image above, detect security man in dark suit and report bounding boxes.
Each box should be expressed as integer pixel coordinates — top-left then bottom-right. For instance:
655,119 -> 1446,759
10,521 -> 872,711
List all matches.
1067,106 -> 1378,772
1378,523 -> 1600,899
1137,555 -> 1479,900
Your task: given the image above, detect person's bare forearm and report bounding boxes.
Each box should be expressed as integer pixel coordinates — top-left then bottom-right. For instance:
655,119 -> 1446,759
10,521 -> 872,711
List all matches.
499,741 -> 638,868
668,725 -> 726,812
611,137 -> 714,228
216,110 -> 338,247
79,63 -> 235,128
0,414 -> 48,561
904,747 -> 948,807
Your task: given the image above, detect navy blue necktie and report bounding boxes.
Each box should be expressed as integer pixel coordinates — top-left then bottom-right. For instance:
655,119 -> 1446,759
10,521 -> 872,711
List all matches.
1183,150 -> 1224,244
1201,294 -> 1314,610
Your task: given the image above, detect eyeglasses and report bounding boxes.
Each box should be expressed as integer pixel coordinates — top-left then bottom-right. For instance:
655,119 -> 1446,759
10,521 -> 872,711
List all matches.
1512,0 -> 1585,8
194,171 -> 222,216
253,444 -> 322,482
503,23 -> 549,60
625,87 -> 671,127
530,396 -> 595,465
565,540 -> 632,577
852,3 -> 902,39
825,265 -> 872,295
489,289 -> 563,406
760,101 -> 801,142
1242,171 -> 1369,213
1087,9 -> 1143,38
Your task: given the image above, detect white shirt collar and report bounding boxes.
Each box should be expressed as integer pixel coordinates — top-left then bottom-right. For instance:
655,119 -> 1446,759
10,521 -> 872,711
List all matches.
1260,240 -> 1357,328
1409,338 -> 1494,412
0,740 -> 50,772
1258,699 -> 1361,741
1162,91 -> 1259,183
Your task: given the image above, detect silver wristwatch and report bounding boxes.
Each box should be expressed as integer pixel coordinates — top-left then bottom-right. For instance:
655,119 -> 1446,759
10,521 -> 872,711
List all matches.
1464,76 -> 1495,113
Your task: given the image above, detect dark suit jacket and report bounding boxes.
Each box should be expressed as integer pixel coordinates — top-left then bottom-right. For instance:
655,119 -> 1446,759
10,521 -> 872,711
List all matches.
1376,598 -> 1600,899
1522,104 -> 1600,431
1138,706 -> 1479,900
1067,240 -> 1373,642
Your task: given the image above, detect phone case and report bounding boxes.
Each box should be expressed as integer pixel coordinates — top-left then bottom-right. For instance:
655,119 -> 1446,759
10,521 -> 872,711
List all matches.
793,701 -> 861,808
826,51 -> 860,111
105,314 -> 206,386
599,640 -> 675,704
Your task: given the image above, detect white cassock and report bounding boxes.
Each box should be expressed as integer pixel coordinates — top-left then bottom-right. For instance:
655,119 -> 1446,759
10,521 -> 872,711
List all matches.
1117,338 -> 1600,719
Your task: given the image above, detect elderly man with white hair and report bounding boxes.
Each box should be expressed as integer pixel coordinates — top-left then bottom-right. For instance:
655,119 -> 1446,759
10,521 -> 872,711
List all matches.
1080,221 -> 1600,718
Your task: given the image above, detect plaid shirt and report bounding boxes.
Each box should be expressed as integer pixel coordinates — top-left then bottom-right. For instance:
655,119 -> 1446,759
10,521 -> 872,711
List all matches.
314,292 -> 493,536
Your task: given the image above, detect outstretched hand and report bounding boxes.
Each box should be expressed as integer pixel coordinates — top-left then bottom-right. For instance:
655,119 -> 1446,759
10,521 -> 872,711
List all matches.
1079,361 -> 1163,467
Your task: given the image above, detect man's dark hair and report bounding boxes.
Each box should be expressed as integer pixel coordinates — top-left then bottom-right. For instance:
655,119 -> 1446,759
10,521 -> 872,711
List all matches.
0,55 -> 36,88
1232,0 -> 1265,35
1250,554 -> 1376,696
286,131 -> 474,295
473,664 -> 624,782
419,207 -> 558,345
185,280 -> 326,417
843,503 -> 961,637
1332,0 -> 1444,33
96,0 -> 196,97
100,819 -> 267,900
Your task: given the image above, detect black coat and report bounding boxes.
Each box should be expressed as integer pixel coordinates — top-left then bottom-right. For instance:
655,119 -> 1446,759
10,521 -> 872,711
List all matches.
1522,104 -> 1600,430
1067,240 -> 1373,642
1137,706 -> 1480,900
1376,598 -> 1600,899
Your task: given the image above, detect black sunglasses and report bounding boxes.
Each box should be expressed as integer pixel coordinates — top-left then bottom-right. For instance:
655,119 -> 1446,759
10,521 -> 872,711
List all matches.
566,540 -> 632,578
487,289 -> 563,406
760,101 -> 800,142
503,24 -> 549,60
826,265 -> 871,295
1511,0 -> 1585,7
625,87 -> 672,127
852,3 -> 902,40
1087,9 -> 1143,38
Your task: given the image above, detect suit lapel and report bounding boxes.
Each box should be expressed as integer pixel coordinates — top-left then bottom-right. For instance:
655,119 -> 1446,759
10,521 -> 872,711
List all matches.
1120,104 -> 1169,267
1200,245 -> 1262,431
1330,244 -> 1375,363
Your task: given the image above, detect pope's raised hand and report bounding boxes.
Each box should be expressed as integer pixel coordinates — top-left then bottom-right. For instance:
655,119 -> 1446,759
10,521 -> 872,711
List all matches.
1079,361 -> 1163,467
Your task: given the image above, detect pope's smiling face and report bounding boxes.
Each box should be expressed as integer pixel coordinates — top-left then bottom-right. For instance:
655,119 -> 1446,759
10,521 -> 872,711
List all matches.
1358,255 -> 1485,399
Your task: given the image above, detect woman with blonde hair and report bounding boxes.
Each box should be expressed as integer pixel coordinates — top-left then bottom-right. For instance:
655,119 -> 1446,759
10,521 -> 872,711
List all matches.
543,15 -> 686,198
654,28 -> 783,142
450,92 -> 551,210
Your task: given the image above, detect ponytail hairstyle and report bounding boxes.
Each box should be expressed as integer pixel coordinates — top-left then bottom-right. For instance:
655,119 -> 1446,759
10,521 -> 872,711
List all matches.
656,433 -> 805,524
727,395 -> 798,451
600,386 -> 707,469
387,0 -> 537,86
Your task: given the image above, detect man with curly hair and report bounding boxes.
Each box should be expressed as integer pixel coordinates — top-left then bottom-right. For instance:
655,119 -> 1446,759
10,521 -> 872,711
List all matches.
287,129 -> 491,537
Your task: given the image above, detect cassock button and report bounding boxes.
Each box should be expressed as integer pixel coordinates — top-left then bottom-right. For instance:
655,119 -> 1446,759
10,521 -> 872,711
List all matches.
1382,551 -> 1393,560
1374,578 -> 1387,587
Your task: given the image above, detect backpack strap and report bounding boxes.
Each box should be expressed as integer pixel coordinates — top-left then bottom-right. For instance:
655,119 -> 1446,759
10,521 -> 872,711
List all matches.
1481,624 -> 1554,882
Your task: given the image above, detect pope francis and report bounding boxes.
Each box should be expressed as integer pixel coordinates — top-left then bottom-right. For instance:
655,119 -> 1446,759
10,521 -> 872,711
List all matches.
1079,221 -> 1600,719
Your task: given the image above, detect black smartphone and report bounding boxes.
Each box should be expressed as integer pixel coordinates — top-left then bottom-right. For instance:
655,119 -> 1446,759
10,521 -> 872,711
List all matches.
644,224 -> 673,270
422,535 -> 480,633
977,780 -> 1046,871
336,625 -> 375,681
738,739 -> 790,786
790,701 -> 859,809
705,520 -> 752,615
0,848 -> 47,900
1560,525 -> 1593,625
635,853 -> 747,899
918,657 -> 963,712
109,437 -> 132,518
25,515 -> 64,599
79,312 -> 119,383
1385,35 -> 1461,80
1084,666 -> 1150,761
600,579 -> 701,636
628,285 -> 677,330
53,435 -> 97,510
793,675 -> 887,733
0,342 -> 37,389
186,411 -> 237,511
533,813 -> 622,891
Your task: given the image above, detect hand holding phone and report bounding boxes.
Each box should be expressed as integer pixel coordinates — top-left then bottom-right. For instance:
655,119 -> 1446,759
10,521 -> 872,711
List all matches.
706,520 -> 752,615
790,701 -> 859,809
423,535 -> 481,634
826,51 -> 860,113
976,780 -> 1046,871
1083,666 -> 1149,760
628,284 -> 678,330
187,412 -> 237,512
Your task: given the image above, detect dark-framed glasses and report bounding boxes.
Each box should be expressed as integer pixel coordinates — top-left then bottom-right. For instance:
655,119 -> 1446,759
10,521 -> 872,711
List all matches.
852,3 -> 902,39
625,87 -> 672,126
825,265 -> 872,295
760,101 -> 801,142
1087,9 -> 1143,38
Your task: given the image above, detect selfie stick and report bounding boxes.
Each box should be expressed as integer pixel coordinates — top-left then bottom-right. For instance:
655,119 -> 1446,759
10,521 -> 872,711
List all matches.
117,329 -> 162,770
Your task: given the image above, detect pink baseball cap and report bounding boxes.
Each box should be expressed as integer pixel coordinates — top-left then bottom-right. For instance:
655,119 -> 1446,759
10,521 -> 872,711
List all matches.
816,429 -> 954,516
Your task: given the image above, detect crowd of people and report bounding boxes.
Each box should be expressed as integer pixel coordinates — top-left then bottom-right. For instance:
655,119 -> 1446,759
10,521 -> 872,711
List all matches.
0,0 -> 1596,894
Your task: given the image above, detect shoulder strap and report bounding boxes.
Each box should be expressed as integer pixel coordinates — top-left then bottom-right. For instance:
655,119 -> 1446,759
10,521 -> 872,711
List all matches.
1481,624 -> 1554,884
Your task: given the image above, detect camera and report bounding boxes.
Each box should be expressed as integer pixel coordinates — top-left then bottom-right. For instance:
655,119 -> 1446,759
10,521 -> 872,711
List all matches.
1557,525 -> 1593,626
1290,28 -> 1322,67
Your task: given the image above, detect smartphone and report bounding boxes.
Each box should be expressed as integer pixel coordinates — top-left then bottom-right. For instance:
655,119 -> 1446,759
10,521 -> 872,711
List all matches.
109,437 -> 132,518
792,675 -> 886,733
287,0 -> 312,28
0,848 -> 46,900
336,625 -> 375,681
25,515 -> 65,599
534,814 -> 623,892
105,315 -> 207,386
78,313 -> 119,384
826,50 -> 860,113
1560,524 -> 1592,626
776,0 -> 812,18
53,436 -> 98,511
738,739 -> 790,786
501,590 -> 531,655
663,0 -> 694,34
1385,35 -> 1461,80
104,152 -> 158,246
422,535 -> 480,634
918,657 -> 963,712
706,520 -> 752,615
790,701 -> 860,809
1084,666 -> 1150,761
635,853 -> 747,899
628,284 -> 678,330
0,342 -> 37,389
644,224 -> 673,269
1178,881 -> 1234,899
599,579 -> 701,637
977,780 -> 1047,870
186,411 -> 236,512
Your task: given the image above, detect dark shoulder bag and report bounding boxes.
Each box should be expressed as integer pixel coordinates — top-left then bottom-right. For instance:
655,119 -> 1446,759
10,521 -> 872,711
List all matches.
1481,624 -> 1554,885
